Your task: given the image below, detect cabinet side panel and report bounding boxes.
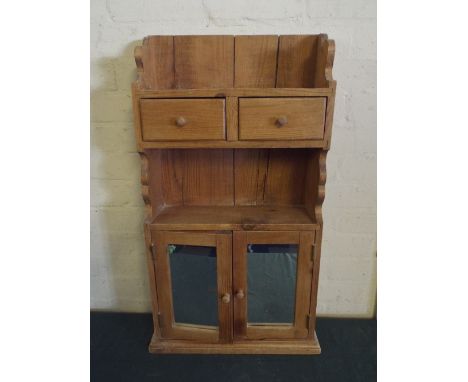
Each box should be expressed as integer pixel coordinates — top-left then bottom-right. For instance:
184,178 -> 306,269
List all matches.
314,34 -> 335,88
263,149 -> 307,205
305,150 -> 327,337
304,150 -> 319,222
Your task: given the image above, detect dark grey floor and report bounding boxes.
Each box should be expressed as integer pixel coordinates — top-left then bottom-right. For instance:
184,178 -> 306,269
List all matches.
91,312 -> 376,382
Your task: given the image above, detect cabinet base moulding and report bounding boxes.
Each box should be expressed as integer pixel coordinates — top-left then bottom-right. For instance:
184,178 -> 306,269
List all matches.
148,332 -> 321,355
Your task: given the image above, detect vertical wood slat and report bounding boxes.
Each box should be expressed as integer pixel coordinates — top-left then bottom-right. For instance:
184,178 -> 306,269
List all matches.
183,149 -> 234,206
226,96 -> 238,141
217,234 -> 233,343
308,229 -> 322,338
234,149 -> 268,205
154,231 -> 174,339
276,35 -> 318,88
141,36 -> 174,89
146,150 -> 165,216
148,150 -> 184,212
145,224 -> 161,338
295,231 -> 315,337
233,231 -> 247,339
174,36 -> 234,89
234,35 -> 278,87
159,149 -> 184,206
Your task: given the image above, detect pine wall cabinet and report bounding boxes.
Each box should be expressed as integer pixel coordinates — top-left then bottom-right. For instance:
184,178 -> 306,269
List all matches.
131,35 -> 336,354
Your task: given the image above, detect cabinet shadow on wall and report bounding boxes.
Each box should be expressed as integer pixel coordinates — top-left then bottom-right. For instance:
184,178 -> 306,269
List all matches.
91,40 -> 152,312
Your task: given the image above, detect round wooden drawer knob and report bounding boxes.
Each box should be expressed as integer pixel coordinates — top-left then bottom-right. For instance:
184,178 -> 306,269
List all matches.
235,290 -> 245,299
175,116 -> 187,127
221,293 -> 231,304
276,116 -> 288,127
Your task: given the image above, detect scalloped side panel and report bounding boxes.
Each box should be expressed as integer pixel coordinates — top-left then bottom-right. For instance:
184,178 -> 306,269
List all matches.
139,152 -> 152,221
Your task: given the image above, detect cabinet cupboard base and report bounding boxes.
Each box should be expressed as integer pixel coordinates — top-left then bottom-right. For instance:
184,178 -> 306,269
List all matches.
148,333 -> 321,355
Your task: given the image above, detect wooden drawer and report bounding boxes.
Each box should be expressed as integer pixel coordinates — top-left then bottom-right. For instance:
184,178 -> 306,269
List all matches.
239,98 -> 326,140
140,98 -> 225,141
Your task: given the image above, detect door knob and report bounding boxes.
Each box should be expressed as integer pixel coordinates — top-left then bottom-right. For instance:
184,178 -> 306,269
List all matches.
175,116 -> 187,127
235,289 -> 245,299
275,116 -> 288,127
221,293 -> 231,304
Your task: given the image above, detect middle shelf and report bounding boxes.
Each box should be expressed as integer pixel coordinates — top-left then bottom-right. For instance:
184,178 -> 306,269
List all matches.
149,205 -> 319,231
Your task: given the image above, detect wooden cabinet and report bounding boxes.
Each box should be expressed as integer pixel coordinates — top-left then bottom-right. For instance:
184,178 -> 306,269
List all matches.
132,34 -> 336,354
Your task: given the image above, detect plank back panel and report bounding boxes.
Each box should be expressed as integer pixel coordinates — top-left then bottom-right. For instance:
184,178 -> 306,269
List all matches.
137,35 -> 327,90
150,149 -> 235,208
141,36 -> 175,89
234,149 -> 308,206
174,36 -> 234,89
276,35 -> 318,88
152,149 -> 311,209
182,149 -> 234,206
234,35 -> 278,87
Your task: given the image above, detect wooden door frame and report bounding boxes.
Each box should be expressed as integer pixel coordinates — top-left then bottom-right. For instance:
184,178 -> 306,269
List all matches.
233,230 -> 316,340
152,230 -> 232,343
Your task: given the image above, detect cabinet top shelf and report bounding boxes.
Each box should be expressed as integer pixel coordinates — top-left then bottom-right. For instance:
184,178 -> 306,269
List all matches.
149,205 -> 319,232
134,34 -> 335,91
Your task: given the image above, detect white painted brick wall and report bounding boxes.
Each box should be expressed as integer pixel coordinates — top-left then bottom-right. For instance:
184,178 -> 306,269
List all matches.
91,0 -> 377,316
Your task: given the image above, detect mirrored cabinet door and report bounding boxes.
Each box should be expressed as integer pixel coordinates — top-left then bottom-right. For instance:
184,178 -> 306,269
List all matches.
152,231 -> 232,343
233,231 -> 316,340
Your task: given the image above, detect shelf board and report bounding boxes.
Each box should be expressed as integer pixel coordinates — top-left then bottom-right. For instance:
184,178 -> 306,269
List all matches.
135,87 -> 333,98
149,205 -> 318,231
139,139 -> 327,149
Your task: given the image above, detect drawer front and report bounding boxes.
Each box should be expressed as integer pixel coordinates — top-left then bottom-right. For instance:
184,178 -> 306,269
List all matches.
239,98 -> 326,140
140,98 -> 225,141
